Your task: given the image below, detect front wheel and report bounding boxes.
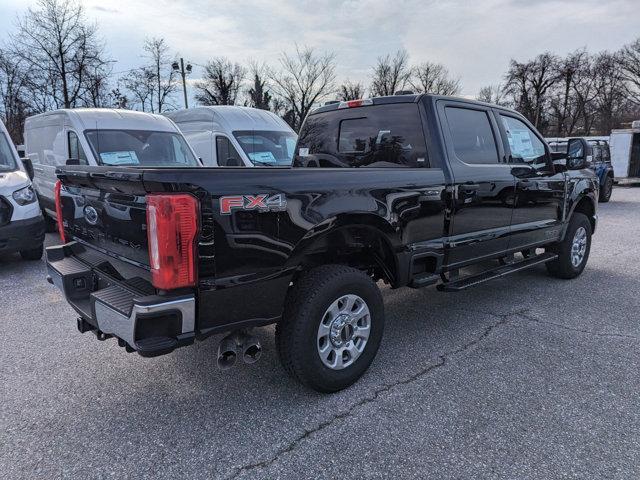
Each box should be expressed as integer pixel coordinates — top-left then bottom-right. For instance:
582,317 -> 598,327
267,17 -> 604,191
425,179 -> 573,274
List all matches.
546,212 -> 592,279
20,244 -> 44,261
599,176 -> 613,203
276,265 -> 385,392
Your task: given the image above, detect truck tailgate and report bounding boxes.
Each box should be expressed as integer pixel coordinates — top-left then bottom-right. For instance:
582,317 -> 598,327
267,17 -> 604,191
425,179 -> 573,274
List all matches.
57,167 -> 150,267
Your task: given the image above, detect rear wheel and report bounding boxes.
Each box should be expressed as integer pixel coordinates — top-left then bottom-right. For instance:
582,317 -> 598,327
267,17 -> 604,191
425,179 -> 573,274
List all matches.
276,265 -> 385,392
599,176 -> 613,203
546,213 -> 592,279
20,244 -> 43,261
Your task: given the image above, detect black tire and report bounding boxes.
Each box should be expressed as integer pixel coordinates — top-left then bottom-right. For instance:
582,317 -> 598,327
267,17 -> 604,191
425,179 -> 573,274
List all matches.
599,176 -> 613,203
44,214 -> 58,233
276,265 -> 385,393
546,212 -> 591,279
20,244 -> 44,261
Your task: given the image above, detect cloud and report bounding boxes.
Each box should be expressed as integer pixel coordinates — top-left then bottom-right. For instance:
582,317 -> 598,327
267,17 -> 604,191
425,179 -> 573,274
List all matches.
2,0 -> 639,96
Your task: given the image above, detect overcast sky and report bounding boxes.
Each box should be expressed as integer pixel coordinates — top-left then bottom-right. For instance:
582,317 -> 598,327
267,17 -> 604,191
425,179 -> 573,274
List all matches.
1,0 -> 638,98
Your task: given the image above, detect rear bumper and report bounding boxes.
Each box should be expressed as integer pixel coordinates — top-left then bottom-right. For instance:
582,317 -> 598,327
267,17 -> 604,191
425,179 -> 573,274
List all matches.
46,242 -> 195,357
0,215 -> 45,253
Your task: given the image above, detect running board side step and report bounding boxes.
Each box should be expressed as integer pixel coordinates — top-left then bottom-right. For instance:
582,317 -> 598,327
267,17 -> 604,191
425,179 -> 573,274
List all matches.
437,252 -> 558,292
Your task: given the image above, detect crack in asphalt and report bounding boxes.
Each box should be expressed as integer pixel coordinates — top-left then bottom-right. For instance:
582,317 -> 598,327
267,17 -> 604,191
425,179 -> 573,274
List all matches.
225,310 -> 519,480
517,311 -> 640,341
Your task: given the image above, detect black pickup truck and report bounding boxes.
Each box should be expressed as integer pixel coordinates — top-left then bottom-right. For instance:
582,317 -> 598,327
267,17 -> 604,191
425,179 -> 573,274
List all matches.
46,95 -> 598,392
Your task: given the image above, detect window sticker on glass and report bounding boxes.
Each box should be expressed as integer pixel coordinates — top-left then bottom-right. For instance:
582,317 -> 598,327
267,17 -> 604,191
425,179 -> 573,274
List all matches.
100,151 -> 140,165
248,151 -> 277,164
299,147 -> 309,157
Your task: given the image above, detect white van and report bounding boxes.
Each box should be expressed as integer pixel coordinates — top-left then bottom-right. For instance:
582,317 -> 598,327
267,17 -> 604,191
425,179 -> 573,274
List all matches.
166,106 -> 297,167
0,120 -> 45,260
609,121 -> 640,183
24,108 -> 201,223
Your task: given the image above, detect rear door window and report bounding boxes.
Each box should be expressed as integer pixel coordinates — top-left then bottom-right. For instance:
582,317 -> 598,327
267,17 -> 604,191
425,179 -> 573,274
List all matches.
445,107 -> 500,165
296,104 -> 428,167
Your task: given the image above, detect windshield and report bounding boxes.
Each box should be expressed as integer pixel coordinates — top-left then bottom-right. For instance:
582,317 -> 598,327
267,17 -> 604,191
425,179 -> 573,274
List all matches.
233,130 -> 297,166
0,133 -> 18,171
85,129 -> 200,167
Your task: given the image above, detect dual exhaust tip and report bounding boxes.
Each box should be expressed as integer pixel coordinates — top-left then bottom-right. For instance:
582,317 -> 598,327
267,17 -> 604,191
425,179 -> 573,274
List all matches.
217,331 -> 262,370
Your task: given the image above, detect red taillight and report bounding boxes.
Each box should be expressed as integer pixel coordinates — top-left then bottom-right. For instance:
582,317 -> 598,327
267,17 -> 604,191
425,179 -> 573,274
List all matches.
54,180 -> 66,243
146,194 -> 199,290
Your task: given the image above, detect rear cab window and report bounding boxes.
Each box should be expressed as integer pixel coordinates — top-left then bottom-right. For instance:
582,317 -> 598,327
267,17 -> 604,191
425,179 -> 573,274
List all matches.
295,103 -> 428,168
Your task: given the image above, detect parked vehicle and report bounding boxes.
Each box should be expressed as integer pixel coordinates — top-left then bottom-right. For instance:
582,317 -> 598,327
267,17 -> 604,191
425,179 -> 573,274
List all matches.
547,137 -> 614,202
609,121 -> 640,183
166,106 -> 297,167
46,95 -> 598,392
24,108 -> 201,228
0,121 -> 45,260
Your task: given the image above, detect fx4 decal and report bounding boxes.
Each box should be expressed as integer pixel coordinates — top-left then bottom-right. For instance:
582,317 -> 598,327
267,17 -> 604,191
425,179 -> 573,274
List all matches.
219,194 -> 287,215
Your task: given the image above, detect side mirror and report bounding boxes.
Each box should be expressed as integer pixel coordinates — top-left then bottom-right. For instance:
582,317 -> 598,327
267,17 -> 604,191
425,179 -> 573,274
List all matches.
21,157 -> 34,180
566,138 -> 590,170
66,158 -> 81,166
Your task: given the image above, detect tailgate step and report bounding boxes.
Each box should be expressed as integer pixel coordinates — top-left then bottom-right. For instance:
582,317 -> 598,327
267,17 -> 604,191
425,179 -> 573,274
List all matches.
437,252 -> 558,292
91,284 -> 135,317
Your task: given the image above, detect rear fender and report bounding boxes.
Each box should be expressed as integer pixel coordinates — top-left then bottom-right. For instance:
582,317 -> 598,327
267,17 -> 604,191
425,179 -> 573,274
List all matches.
285,213 -> 401,285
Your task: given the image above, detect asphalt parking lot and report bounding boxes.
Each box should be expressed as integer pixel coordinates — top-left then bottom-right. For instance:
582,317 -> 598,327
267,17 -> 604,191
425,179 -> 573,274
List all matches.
1,187 -> 639,480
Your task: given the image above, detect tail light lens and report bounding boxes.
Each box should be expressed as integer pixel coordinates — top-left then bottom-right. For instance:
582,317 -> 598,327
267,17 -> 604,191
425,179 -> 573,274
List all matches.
146,194 -> 199,290
54,180 -> 66,243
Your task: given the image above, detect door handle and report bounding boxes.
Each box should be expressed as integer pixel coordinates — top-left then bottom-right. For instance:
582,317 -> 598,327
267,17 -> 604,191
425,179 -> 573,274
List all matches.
460,183 -> 480,192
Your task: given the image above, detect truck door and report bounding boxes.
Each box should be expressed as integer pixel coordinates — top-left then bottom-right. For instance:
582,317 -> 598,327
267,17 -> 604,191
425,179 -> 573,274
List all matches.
438,101 -> 514,266
494,112 -> 565,248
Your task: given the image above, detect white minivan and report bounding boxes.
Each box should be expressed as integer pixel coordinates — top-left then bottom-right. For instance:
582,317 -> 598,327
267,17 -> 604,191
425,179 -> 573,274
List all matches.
24,108 -> 201,224
0,120 -> 45,260
166,106 -> 297,167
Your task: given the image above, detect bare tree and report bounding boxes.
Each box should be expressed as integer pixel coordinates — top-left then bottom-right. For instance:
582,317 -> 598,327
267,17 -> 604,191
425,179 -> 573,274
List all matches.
122,67 -> 156,112
0,49 -> 31,143
337,80 -> 365,101
476,84 -> 506,105
411,62 -> 461,95
504,52 -> 560,130
195,57 -> 246,106
11,0 -> 110,110
369,49 -> 411,97
592,51 -> 629,134
270,45 -> 336,131
245,62 -> 272,110
547,50 -> 590,136
621,37 -> 640,105
144,38 -> 177,113
109,87 -> 128,109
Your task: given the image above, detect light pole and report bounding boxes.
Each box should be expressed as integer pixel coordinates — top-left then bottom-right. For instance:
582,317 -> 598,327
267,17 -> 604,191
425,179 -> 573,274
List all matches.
172,58 -> 192,109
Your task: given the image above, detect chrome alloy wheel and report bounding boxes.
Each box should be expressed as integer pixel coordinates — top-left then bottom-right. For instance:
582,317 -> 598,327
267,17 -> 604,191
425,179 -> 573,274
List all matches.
571,226 -> 588,267
317,294 -> 371,370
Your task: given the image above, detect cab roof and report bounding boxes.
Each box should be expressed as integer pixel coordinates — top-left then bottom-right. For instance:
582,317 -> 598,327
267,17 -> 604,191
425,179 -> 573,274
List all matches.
310,93 -> 516,116
26,108 -> 179,132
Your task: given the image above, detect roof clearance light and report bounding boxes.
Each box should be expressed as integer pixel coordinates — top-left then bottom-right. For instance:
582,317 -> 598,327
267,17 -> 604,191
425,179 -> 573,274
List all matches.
338,99 -> 374,109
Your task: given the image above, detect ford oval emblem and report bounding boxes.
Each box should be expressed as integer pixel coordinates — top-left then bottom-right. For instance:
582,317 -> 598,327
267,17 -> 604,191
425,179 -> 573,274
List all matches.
84,205 -> 99,225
